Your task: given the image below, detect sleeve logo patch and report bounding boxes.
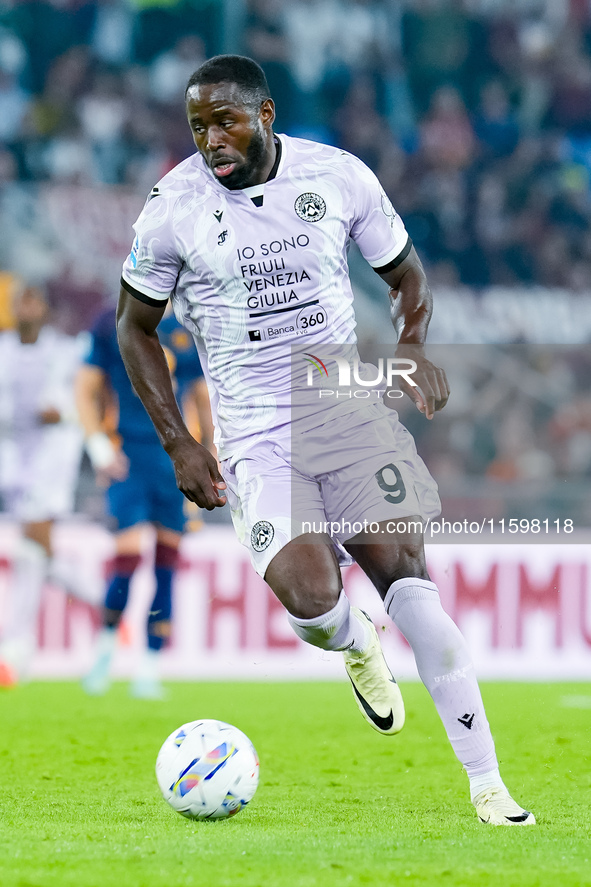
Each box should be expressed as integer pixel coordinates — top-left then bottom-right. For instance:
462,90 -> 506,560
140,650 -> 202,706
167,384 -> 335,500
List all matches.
380,189 -> 398,228
130,235 -> 139,268
294,193 -> 326,222
251,520 -> 275,552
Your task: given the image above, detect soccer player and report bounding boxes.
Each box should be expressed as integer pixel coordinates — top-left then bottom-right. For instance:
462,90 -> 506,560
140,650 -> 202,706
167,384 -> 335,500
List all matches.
115,55 -> 534,823
77,304 -> 213,699
0,285 -> 86,685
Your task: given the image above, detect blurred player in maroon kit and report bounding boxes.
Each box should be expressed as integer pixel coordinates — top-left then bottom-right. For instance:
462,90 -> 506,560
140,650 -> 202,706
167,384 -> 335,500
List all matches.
77,305 -> 213,698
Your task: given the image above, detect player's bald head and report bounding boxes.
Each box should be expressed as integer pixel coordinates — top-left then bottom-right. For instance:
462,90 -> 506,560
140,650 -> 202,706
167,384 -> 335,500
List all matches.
14,284 -> 48,308
13,284 -> 49,329
185,55 -> 271,111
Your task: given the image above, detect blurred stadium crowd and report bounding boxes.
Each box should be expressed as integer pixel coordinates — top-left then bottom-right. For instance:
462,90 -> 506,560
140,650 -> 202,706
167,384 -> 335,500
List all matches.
0,0 -> 590,523
2,1 -> 591,301
393,344 -> 591,525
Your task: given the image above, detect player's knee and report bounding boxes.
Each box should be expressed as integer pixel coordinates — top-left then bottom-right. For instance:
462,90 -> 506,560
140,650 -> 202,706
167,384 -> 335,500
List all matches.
265,537 -> 341,619
393,543 -> 429,580
360,543 -> 429,597
283,586 -> 341,620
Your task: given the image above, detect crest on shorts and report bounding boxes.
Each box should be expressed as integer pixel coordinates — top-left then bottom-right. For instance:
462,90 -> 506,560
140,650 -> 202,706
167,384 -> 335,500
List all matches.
294,192 -> 326,222
251,520 -> 275,552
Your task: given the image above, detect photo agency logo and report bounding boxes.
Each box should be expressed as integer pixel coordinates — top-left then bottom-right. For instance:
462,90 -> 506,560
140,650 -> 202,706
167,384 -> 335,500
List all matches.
303,352 -> 417,400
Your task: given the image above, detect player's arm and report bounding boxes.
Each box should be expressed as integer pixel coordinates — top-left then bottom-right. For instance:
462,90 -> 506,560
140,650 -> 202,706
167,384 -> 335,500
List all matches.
75,363 -> 128,482
116,287 -> 226,509
379,245 -> 431,345
378,246 -> 449,419
348,155 -> 449,418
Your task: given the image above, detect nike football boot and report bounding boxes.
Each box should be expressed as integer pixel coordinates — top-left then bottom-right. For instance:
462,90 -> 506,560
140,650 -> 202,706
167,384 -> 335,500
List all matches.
343,608 -> 405,735
473,787 -> 536,826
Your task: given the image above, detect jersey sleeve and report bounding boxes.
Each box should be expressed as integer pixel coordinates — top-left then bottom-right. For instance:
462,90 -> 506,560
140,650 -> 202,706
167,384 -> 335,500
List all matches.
121,191 -> 182,306
347,155 -> 411,273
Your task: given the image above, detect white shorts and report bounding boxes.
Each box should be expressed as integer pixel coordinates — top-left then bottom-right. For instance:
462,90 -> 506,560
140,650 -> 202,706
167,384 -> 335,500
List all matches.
222,403 -> 440,577
0,425 -> 83,523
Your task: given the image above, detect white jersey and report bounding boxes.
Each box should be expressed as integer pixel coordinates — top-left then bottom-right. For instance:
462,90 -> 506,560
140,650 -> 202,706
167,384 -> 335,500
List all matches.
122,134 -> 410,459
0,327 -> 84,520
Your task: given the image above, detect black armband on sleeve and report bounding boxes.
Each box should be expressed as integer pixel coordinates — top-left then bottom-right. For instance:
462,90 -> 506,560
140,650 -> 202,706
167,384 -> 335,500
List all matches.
372,236 -> 413,275
120,277 -> 169,308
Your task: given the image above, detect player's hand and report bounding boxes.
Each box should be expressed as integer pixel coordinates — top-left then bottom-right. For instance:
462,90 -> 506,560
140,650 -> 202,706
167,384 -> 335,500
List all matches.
39,407 -> 61,425
85,432 -> 129,486
96,450 -> 130,488
167,435 -> 227,510
391,346 -> 450,420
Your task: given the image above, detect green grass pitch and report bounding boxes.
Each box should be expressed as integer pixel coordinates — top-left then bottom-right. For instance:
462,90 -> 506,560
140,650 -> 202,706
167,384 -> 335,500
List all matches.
0,680 -> 590,887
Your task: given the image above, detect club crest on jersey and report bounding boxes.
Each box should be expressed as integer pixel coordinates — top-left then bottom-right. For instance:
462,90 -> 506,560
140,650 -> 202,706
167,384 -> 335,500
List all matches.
251,520 -> 274,552
294,192 -> 326,222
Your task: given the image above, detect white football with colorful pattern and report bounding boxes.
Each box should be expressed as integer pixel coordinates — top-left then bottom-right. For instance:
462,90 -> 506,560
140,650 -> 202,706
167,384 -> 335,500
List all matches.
156,719 -> 259,820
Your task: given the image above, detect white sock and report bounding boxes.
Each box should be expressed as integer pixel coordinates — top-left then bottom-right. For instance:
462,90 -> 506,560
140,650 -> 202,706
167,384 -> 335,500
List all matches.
287,591 -> 371,653
385,578 -> 498,778
91,626 -> 117,668
0,538 -> 48,674
135,647 -> 160,683
469,768 -> 507,801
47,556 -> 103,606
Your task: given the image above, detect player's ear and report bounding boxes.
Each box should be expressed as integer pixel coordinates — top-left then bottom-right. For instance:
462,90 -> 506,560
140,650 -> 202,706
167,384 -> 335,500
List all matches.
260,98 -> 275,129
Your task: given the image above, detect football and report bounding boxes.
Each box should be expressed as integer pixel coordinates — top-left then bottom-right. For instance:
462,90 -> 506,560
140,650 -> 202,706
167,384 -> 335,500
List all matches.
155,719 -> 259,820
